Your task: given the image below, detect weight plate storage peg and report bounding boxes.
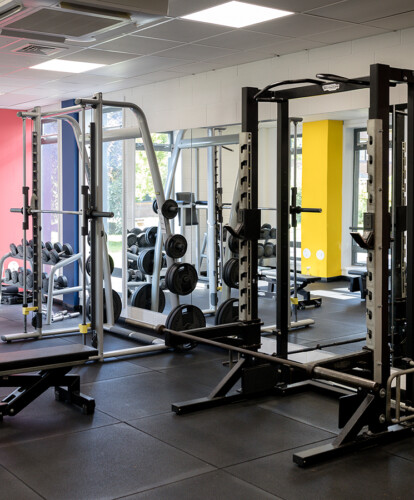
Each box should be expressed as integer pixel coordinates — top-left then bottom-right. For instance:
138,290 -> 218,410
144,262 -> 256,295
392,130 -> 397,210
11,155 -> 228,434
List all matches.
164,234 -> 187,259
164,304 -> 206,351
215,298 -> 239,325
131,283 -> 166,312
223,258 -> 239,288
165,263 -> 198,296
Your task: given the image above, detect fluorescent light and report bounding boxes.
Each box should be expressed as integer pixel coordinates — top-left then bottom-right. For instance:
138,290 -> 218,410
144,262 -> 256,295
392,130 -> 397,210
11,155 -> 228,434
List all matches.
182,1 -> 293,28
30,59 -> 105,73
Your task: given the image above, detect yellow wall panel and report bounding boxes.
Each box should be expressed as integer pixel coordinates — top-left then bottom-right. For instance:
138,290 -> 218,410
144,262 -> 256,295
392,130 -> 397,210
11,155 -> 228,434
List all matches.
301,120 -> 343,278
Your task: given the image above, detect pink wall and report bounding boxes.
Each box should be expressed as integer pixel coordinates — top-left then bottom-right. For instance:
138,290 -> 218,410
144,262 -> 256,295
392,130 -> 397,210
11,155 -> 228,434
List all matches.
0,110 -> 32,272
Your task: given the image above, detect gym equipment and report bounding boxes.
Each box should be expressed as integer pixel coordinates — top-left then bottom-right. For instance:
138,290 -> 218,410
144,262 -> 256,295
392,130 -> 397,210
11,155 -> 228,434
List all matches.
227,234 -> 239,254
215,298 -> 238,325
164,234 -> 187,259
127,233 -> 138,247
165,263 -> 198,296
222,258 -> 238,289
131,284 -> 165,312
257,243 -> 264,258
49,243 -> 74,264
161,199 -> 179,219
137,248 -> 155,275
164,304 -> 206,351
264,242 -> 274,257
0,345 -> 97,418
86,254 -> 114,276
86,289 -> 122,324
130,227 -> 142,235
144,226 -> 158,246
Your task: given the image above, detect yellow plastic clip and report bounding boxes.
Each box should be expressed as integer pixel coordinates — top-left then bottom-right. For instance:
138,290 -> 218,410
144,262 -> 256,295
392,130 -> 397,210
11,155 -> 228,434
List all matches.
217,286 -> 222,292
79,323 -> 91,335
291,297 -> 299,305
22,306 -> 38,316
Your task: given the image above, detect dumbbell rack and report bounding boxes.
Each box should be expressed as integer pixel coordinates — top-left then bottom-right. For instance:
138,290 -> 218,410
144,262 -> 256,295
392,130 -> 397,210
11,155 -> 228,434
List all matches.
0,249 -> 88,326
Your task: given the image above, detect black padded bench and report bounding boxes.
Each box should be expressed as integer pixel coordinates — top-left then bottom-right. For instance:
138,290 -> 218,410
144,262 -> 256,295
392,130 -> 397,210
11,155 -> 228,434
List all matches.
0,344 -> 97,420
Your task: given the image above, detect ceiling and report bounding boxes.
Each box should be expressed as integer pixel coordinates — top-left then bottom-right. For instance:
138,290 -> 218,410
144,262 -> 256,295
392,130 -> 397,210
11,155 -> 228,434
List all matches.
0,0 -> 413,109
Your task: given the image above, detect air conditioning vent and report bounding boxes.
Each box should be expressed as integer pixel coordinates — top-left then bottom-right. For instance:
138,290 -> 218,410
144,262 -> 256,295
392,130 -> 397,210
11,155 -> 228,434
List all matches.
13,43 -> 66,56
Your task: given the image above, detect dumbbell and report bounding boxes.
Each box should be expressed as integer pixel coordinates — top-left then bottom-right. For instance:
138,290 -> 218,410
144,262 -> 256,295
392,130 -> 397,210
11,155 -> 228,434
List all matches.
11,268 -> 23,284
18,269 -> 32,286
4,269 -> 11,282
43,243 -> 74,264
264,242 -> 274,257
42,274 -> 68,291
129,227 -> 142,235
258,243 -> 265,258
45,241 -> 54,251
128,245 -> 139,255
127,233 -> 138,247
260,224 -> 271,239
270,227 -> 276,239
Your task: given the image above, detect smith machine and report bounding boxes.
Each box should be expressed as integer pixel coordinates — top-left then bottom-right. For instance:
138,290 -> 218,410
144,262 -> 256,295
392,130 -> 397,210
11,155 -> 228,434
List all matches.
160,63 -> 414,465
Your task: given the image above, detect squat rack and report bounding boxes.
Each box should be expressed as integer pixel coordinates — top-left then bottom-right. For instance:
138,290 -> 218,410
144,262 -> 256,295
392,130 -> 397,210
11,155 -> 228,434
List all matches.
165,64 -> 414,466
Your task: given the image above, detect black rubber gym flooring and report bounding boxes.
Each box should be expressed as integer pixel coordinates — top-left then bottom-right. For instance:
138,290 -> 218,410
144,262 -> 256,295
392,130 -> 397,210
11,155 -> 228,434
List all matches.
1,281 -> 414,499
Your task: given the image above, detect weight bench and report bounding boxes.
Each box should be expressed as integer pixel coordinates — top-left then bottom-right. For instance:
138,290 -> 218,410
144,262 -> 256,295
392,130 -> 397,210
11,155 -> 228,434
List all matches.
348,270 -> 367,299
0,344 -> 97,420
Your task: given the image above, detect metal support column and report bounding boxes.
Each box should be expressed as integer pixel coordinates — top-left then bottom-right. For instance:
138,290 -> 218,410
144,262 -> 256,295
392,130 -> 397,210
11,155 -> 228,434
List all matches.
207,128 -> 218,309
276,100 -> 290,358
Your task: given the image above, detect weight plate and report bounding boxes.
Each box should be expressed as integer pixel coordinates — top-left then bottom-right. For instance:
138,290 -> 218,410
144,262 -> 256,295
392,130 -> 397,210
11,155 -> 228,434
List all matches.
131,283 -> 165,313
57,275 -> 68,288
11,271 -> 18,284
45,241 -> 53,251
86,289 -> 122,324
165,304 -> 206,351
262,223 -> 271,229
9,243 -> 18,256
152,199 -> 158,214
131,227 -> 142,235
257,243 -> 265,258
165,263 -> 198,296
165,234 -> 187,259
270,227 -> 276,239
63,243 -> 74,256
136,233 -> 147,248
215,298 -> 239,325
223,258 -> 239,288
227,234 -> 239,254
260,227 -> 270,239
129,245 -> 139,255
54,242 -> 63,253
86,254 -> 114,276
138,248 -> 155,275
145,226 -> 158,246
4,269 -> 11,281
161,199 -> 179,220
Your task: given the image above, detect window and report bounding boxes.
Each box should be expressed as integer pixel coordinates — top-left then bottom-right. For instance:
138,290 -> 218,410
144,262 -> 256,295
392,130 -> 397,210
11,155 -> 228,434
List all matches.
41,120 -> 60,243
102,108 -> 123,269
134,133 -> 173,230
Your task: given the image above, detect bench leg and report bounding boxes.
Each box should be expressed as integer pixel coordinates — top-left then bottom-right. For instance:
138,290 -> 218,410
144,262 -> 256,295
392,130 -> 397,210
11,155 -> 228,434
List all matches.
55,374 -> 95,415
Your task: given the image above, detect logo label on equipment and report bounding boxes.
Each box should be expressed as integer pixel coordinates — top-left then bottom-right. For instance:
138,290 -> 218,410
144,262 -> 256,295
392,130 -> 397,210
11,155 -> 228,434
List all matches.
322,83 -> 340,92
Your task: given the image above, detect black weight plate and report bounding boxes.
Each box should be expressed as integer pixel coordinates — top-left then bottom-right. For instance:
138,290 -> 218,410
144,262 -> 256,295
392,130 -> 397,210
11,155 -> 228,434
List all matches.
136,233 -> 147,248
26,246 -> 34,259
262,223 -> 271,229
18,272 -> 23,286
57,275 -> 68,288
270,227 -> 276,238
49,249 -> 60,264
26,273 -> 34,289
4,269 -> 11,281
260,227 -> 270,239
165,304 -> 206,351
17,245 -> 23,257
257,243 -> 264,258
86,255 -> 91,276
54,242 -> 63,253
152,199 -> 158,214
131,283 -> 165,313
45,241 -> 53,251
215,298 -> 239,325
161,199 -> 179,220
131,227 -> 142,235
145,226 -> 158,246
42,248 -> 50,263
138,248 -> 155,275
165,234 -> 187,259
108,254 -> 114,274
223,258 -> 239,288
165,263 -> 197,296
127,233 -> 137,247
86,289 -> 122,324
227,234 -> 239,254
11,271 -> 18,284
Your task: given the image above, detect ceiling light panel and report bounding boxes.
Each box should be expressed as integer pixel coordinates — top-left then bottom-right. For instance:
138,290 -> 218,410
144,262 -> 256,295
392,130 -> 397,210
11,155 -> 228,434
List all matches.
30,59 -> 106,73
182,1 -> 293,28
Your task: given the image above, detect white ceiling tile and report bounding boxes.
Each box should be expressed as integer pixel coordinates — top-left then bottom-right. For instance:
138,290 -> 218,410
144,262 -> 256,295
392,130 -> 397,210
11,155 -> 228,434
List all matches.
12,87 -> 62,97
305,24 -> 387,43
309,0 -> 414,23
206,51 -> 274,70
135,70 -> 183,83
134,19 -> 232,42
87,55 -> 189,77
94,34 -> 183,55
0,94 -> 43,106
155,43 -> 236,61
0,52 -> 49,68
5,68 -> 73,81
167,0 -> 348,16
257,38 -> 327,56
0,36 -> 22,49
61,73 -> 122,85
247,14 -> 349,37
169,61 -> 220,74
366,11 -> 414,30
200,30 -> 288,50
58,49 -> 138,64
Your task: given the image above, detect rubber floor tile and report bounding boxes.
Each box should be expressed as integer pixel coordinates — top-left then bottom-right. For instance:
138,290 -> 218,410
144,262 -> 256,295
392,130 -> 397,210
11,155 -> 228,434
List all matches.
0,423 -> 214,500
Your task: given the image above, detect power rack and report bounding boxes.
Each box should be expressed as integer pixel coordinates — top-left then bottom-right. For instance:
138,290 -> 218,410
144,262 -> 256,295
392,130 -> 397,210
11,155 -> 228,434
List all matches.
166,64 -> 414,466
